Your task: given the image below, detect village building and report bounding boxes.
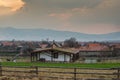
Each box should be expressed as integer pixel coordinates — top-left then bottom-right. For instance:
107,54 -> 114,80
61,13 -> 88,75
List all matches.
76,43 -> 114,63
31,42 -> 79,62
30,42 -> 120,63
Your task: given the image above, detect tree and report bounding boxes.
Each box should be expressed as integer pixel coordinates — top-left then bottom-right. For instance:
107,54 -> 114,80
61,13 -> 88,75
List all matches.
64,37 -> 79,48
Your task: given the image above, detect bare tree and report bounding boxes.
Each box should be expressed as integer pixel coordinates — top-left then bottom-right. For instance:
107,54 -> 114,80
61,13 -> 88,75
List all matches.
64,37 -> 79,48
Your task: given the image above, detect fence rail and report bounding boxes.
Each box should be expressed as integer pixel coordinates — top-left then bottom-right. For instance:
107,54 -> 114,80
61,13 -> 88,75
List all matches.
0,66 -> 120,80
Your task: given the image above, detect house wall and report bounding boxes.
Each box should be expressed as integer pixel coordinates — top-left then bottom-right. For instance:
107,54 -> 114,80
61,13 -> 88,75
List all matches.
39,52 -> 70,62
84,59 -> 97,63
114,48 -> 120,56
39,52 -> 51,61
79,51 -> 113,57
79,52 -> 101,57
54,53 -> 70,62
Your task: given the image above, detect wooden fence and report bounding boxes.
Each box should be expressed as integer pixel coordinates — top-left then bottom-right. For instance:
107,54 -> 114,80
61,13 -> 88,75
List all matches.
0,66 -> 120,80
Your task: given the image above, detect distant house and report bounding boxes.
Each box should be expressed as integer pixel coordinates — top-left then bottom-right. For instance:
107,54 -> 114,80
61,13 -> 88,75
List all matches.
77,50 -> 113,63
77,43 -> 114,63
1,41 -> 13,47
78,43 -> 113,57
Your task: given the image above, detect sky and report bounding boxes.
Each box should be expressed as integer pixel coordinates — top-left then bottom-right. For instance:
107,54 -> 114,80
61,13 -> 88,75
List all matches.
0,0 -> 120,34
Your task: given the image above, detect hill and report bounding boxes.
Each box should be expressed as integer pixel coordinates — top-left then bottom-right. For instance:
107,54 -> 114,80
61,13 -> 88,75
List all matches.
0,27 -> 120,41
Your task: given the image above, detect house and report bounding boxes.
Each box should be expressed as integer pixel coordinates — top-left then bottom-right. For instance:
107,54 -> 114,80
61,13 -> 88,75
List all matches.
77,43 -> 114,63
78,50 -> 113,63
31,47 -> 79,62
79,43 -> 113,57
112,44 -> 120,56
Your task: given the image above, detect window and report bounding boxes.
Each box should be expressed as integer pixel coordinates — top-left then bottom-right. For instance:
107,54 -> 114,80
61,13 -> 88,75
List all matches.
53,53 -> 58,58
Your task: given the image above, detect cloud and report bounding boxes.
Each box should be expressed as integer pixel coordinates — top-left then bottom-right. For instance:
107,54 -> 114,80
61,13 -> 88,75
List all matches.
97,0 -> 120,9
71,0 -> 120,16
49,13 -> 72,20
49,0 -> 120,25
49,0 -> 120,18
48,0 -> 120,34
0,0 -> 120,34
0,0 -> 25,15
48,0 -> 100,19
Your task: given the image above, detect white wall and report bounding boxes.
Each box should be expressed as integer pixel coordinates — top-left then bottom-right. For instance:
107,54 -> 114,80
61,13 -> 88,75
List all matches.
79,52 -> 100,56
54,53 -> 70,62
39,53 -> 51,61
39,52 -> 70,62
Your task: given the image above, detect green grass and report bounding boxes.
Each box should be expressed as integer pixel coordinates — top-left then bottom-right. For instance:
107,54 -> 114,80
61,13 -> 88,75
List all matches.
1,62 -> 120,68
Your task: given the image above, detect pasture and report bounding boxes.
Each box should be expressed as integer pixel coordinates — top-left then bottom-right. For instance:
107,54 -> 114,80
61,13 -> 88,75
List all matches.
1,62 -> 120,68
0,55 -> 120,80
0,63 -> 120,80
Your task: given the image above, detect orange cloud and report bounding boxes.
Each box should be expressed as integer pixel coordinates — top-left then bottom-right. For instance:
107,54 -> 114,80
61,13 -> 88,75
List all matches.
0,0 -> 25,15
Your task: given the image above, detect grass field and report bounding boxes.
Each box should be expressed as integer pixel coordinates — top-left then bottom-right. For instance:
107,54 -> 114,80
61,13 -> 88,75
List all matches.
1,62 -> 120,80
1,62 -> 120,68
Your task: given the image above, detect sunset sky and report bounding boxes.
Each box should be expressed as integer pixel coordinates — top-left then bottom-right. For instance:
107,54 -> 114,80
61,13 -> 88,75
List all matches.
0,0 -> 120,34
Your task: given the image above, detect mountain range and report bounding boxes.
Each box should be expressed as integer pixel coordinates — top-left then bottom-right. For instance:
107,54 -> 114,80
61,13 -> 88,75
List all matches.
0,27 -> 120,41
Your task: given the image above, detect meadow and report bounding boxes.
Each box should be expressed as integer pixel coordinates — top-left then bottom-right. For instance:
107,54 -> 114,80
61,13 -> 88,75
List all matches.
1,62 -> 120,68
0,56 -> 120,80
0,62 -> 120,80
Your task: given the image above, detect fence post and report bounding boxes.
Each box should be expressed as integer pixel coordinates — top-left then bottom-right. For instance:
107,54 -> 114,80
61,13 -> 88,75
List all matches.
74,68 -> 77,80
117,68 -> 120,79
35,66 -> 38,76
0,63 -> 2,76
